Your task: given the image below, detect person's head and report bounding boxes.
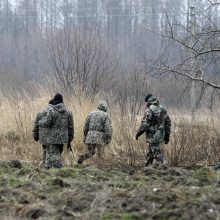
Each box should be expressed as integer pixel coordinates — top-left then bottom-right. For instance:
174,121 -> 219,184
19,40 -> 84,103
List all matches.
145,94 -> 159,107
147,96 -> 159,106
53,93 -> 63,105
145,94 -> 153,107
97,101 -> 108,112
48,99 -> 54,105
145,94 -> 153,103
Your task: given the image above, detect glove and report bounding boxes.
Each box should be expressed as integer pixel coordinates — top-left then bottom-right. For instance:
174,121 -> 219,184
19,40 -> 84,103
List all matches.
34,136 -> 39,142
164,134 -> 170,144
135,130 -> 145,140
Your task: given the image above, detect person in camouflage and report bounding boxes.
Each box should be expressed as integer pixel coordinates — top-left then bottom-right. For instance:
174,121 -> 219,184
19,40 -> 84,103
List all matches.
33,99 -> 54,165
135,94 -> 171,166
77,101 -> 112,164
35,94 -> 74,168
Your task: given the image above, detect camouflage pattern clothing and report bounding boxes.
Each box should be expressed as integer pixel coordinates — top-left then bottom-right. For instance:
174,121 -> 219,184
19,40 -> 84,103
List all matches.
136,96 -> 171,166
34,103 -> 74,168
45,144 -> 63,168
33,104 -> 54,165
78,101 -> 112,164
38,103 -> 74,146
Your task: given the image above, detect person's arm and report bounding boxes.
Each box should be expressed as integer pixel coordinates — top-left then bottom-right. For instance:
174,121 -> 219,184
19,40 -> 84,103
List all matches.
68,111 -> 74,143
164,114 -> 171,144
135,108 -> 152,140
104,116 -> 112,144
33,113 -> 40,141
83,114 -> 91,143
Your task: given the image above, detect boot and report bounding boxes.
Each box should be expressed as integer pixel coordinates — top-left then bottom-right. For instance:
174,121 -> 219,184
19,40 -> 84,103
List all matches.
145,157 -> 154,167
77,156 -> 84,165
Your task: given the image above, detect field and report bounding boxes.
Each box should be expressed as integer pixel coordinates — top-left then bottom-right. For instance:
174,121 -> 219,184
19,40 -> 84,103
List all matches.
0,161 -> 220,220
0,86 -> 220,219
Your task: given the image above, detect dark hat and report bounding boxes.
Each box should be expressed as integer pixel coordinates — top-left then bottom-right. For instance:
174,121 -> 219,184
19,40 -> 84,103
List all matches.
48,99 -> 54,105
145,94 -> 153,102
54,93 -> 63,105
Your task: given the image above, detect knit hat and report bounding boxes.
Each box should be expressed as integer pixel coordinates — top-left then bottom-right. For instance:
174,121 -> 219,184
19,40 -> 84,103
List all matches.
54,93 -> 63,105
145,94 -> 153,102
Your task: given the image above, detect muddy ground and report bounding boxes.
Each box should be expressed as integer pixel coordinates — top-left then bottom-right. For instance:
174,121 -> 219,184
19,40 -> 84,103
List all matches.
0,161 -> 220,220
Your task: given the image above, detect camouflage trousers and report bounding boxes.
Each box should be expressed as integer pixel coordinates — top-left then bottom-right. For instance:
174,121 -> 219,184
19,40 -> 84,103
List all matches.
42,145 -> 46,165
145,143 -> 165,166
44,144 -> 63,169
78,144 -> 104,164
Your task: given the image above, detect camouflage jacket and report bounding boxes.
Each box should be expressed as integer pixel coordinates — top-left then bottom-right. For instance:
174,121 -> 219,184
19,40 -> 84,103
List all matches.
84,102 -> 112,145
38,103 -> 74,145
33,104 -> 54,140
137,97 -> 171,144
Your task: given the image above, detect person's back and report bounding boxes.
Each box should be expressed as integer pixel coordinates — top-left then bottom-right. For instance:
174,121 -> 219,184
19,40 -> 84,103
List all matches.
145,102 -> 170,144
38,93 -> 74,168
136,94 -> 171,166
39,102 -> 73,145
78,101 -> 112,164
84,109 -> 110,145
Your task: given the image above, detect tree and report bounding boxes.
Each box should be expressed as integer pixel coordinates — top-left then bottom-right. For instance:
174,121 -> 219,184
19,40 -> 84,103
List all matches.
151,1 -> 220,108
49,27 -> 118,96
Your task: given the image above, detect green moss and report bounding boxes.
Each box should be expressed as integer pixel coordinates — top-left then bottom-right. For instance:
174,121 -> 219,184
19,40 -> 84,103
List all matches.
8,177 -> 23,186
51,167 -> 79,178
122,213 -> 143,220
192,167 -> 215,183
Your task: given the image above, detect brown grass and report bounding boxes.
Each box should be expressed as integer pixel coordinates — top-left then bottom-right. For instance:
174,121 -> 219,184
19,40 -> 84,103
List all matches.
0,82 -> 219,167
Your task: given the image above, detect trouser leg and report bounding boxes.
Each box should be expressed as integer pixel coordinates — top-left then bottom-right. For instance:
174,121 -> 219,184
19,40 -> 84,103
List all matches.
145,144 -> 154,166
150,143 -> 165,164
45,144 -> 63,168
58,144 -> 64,155
42,145 -> 46,165
97,145 -> 104,158
78,144 -> 96,164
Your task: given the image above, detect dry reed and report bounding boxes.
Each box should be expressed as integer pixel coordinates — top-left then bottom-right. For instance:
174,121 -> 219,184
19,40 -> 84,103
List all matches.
0,82 -> 219,167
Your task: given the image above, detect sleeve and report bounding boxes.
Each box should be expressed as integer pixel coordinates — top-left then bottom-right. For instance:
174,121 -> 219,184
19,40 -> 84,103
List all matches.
104,116 -> 113,144
68,111 -> 74,142
136,108 -> 153,135
39,108 -> 55,128
164,114 -> 171,135
33,113 -> 40,139
83,114 -> 91,142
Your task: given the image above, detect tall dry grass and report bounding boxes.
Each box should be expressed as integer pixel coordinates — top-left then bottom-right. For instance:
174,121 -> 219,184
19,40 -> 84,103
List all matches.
0,82 -> 220,167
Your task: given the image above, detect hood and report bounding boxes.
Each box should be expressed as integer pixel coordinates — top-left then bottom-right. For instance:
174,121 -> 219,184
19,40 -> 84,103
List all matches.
97,101 -> 108,112
53,103 -> 67,114
147,96 -> 159,106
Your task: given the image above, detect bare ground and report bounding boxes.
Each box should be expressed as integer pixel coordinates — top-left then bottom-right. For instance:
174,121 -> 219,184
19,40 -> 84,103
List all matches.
0,161 -> 220,220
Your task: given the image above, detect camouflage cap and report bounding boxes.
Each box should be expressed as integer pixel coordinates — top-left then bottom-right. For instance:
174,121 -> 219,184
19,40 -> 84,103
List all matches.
147,96 -> 159,105
97,101 -> 108,112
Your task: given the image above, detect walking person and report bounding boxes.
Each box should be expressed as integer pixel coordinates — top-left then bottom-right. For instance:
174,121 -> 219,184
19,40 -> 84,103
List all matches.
77,101 -> 112,165
33,99 -> 54,166
33,93 -> 74,168
135,94 -> 171,166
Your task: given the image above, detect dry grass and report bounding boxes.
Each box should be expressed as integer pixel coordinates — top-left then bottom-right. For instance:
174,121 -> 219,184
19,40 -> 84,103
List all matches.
0,82 -> 220,167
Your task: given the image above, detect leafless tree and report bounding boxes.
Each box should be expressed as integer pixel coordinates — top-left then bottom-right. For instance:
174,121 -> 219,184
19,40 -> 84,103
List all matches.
48,27 -> 118,96
150,2 -> 220,108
